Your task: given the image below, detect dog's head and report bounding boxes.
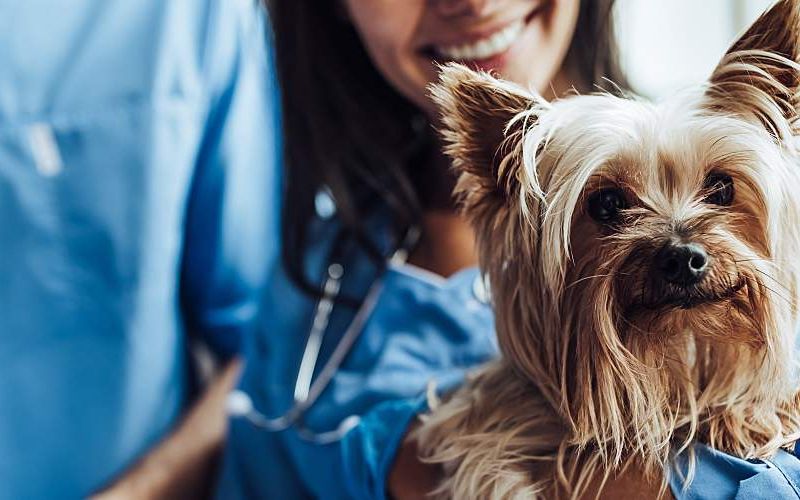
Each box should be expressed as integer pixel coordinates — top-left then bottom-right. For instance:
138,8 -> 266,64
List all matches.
434,0 -> 800,466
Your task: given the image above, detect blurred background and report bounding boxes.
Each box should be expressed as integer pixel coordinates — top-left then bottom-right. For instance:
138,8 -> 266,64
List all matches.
616,0 -> 774,98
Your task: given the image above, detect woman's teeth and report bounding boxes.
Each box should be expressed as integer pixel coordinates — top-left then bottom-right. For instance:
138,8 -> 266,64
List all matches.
434,21 -> 524,61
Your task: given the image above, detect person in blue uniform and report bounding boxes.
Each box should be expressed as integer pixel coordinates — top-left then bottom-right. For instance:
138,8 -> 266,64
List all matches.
0,1 -> 279,498
218,0 -> 800,498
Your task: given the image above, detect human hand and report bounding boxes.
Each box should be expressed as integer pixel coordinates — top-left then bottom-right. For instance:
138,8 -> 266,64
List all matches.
89,360 -> 243,500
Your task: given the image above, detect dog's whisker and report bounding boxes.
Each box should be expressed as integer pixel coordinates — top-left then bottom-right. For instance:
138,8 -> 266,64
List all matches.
733,257 -> 792,264
752,268 -> 794,294
717,270 -> 796,309
566,273 -> 621,289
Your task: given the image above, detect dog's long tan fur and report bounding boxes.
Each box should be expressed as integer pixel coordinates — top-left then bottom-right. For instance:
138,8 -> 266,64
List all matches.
414,1 -> 800,498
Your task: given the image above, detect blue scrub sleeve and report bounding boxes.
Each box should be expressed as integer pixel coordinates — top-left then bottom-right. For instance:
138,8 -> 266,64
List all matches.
179,2 -> 281,359
337,372 -> 468,499
341,395 -> 430,500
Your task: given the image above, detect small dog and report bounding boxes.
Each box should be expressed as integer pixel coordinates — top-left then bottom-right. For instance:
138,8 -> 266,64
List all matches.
415,1 -> 800,498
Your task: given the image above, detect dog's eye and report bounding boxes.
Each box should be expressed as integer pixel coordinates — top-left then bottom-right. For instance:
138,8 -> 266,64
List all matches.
703,173 -> 734,206
587,188 -> 628,224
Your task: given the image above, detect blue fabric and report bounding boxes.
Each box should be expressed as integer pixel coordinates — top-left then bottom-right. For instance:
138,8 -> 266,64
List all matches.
216,214 -> 498,499
671,444 -> 800,499
0,1 -> 280,498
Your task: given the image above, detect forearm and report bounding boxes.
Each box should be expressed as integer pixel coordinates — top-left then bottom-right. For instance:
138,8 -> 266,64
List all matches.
387,425 -> 441,500
91,360 -> 242,500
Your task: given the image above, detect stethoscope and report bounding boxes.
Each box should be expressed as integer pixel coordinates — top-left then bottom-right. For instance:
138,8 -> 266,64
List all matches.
226,200 -> 422,444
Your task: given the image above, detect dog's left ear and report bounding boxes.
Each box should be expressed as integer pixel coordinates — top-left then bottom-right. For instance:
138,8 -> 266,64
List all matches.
707,0 -> 800,140
430,64 -> 545,209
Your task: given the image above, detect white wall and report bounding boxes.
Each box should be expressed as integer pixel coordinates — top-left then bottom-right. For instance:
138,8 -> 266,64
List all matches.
614,0 -> 775,99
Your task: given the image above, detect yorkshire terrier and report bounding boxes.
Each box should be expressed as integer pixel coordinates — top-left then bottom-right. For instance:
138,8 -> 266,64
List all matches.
415,1 -> 800,498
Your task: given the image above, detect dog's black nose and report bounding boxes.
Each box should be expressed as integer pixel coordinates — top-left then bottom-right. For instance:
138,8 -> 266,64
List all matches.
656,242 -> 708,286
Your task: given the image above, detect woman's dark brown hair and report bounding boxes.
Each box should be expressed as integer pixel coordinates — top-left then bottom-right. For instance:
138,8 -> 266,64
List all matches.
266,0 -> 628,299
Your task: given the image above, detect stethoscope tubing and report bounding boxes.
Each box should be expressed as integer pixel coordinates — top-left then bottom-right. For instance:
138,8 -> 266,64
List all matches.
227,225 -> 419,444
294,263 -> 344,404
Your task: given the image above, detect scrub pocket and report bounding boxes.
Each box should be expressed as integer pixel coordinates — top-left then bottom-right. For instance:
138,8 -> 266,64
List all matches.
0,97 -> 200,348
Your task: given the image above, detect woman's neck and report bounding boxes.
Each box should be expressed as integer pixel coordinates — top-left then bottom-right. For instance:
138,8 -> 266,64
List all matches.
404,135 -> 478,277
407,210 -> 477,278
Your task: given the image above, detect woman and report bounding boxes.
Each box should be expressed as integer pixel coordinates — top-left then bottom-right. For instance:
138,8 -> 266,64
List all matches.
217,0 -> 624,498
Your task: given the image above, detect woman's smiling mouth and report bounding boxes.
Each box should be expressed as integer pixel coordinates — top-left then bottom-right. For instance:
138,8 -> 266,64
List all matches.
434,20 -> 525,61
421,2 -> 550,68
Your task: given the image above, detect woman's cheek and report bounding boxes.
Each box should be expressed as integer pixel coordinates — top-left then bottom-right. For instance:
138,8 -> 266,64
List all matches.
342,0 -> 431,105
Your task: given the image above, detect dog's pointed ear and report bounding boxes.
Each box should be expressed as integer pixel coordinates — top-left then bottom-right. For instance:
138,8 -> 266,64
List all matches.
430,64 -> 544,206
707,0 -> 800,139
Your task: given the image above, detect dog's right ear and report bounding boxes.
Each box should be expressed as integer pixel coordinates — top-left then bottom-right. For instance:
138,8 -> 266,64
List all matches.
431,64 -> 545,209
707,0 -> 800,141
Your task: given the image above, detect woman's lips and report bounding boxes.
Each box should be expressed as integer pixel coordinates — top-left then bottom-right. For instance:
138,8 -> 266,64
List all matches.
433,20 -> 525,61
421,3 -> 548,72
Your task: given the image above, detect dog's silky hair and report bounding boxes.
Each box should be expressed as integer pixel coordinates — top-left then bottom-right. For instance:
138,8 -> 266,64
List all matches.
415,1 -> 800,498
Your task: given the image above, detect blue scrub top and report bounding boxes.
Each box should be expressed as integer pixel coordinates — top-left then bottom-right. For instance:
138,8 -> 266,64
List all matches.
0,1 -> 280,498
218,198 -> 800,499
217,206 -> 498,500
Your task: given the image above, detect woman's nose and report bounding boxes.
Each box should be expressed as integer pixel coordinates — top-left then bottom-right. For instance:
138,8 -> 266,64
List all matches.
430,0 -> 493,17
